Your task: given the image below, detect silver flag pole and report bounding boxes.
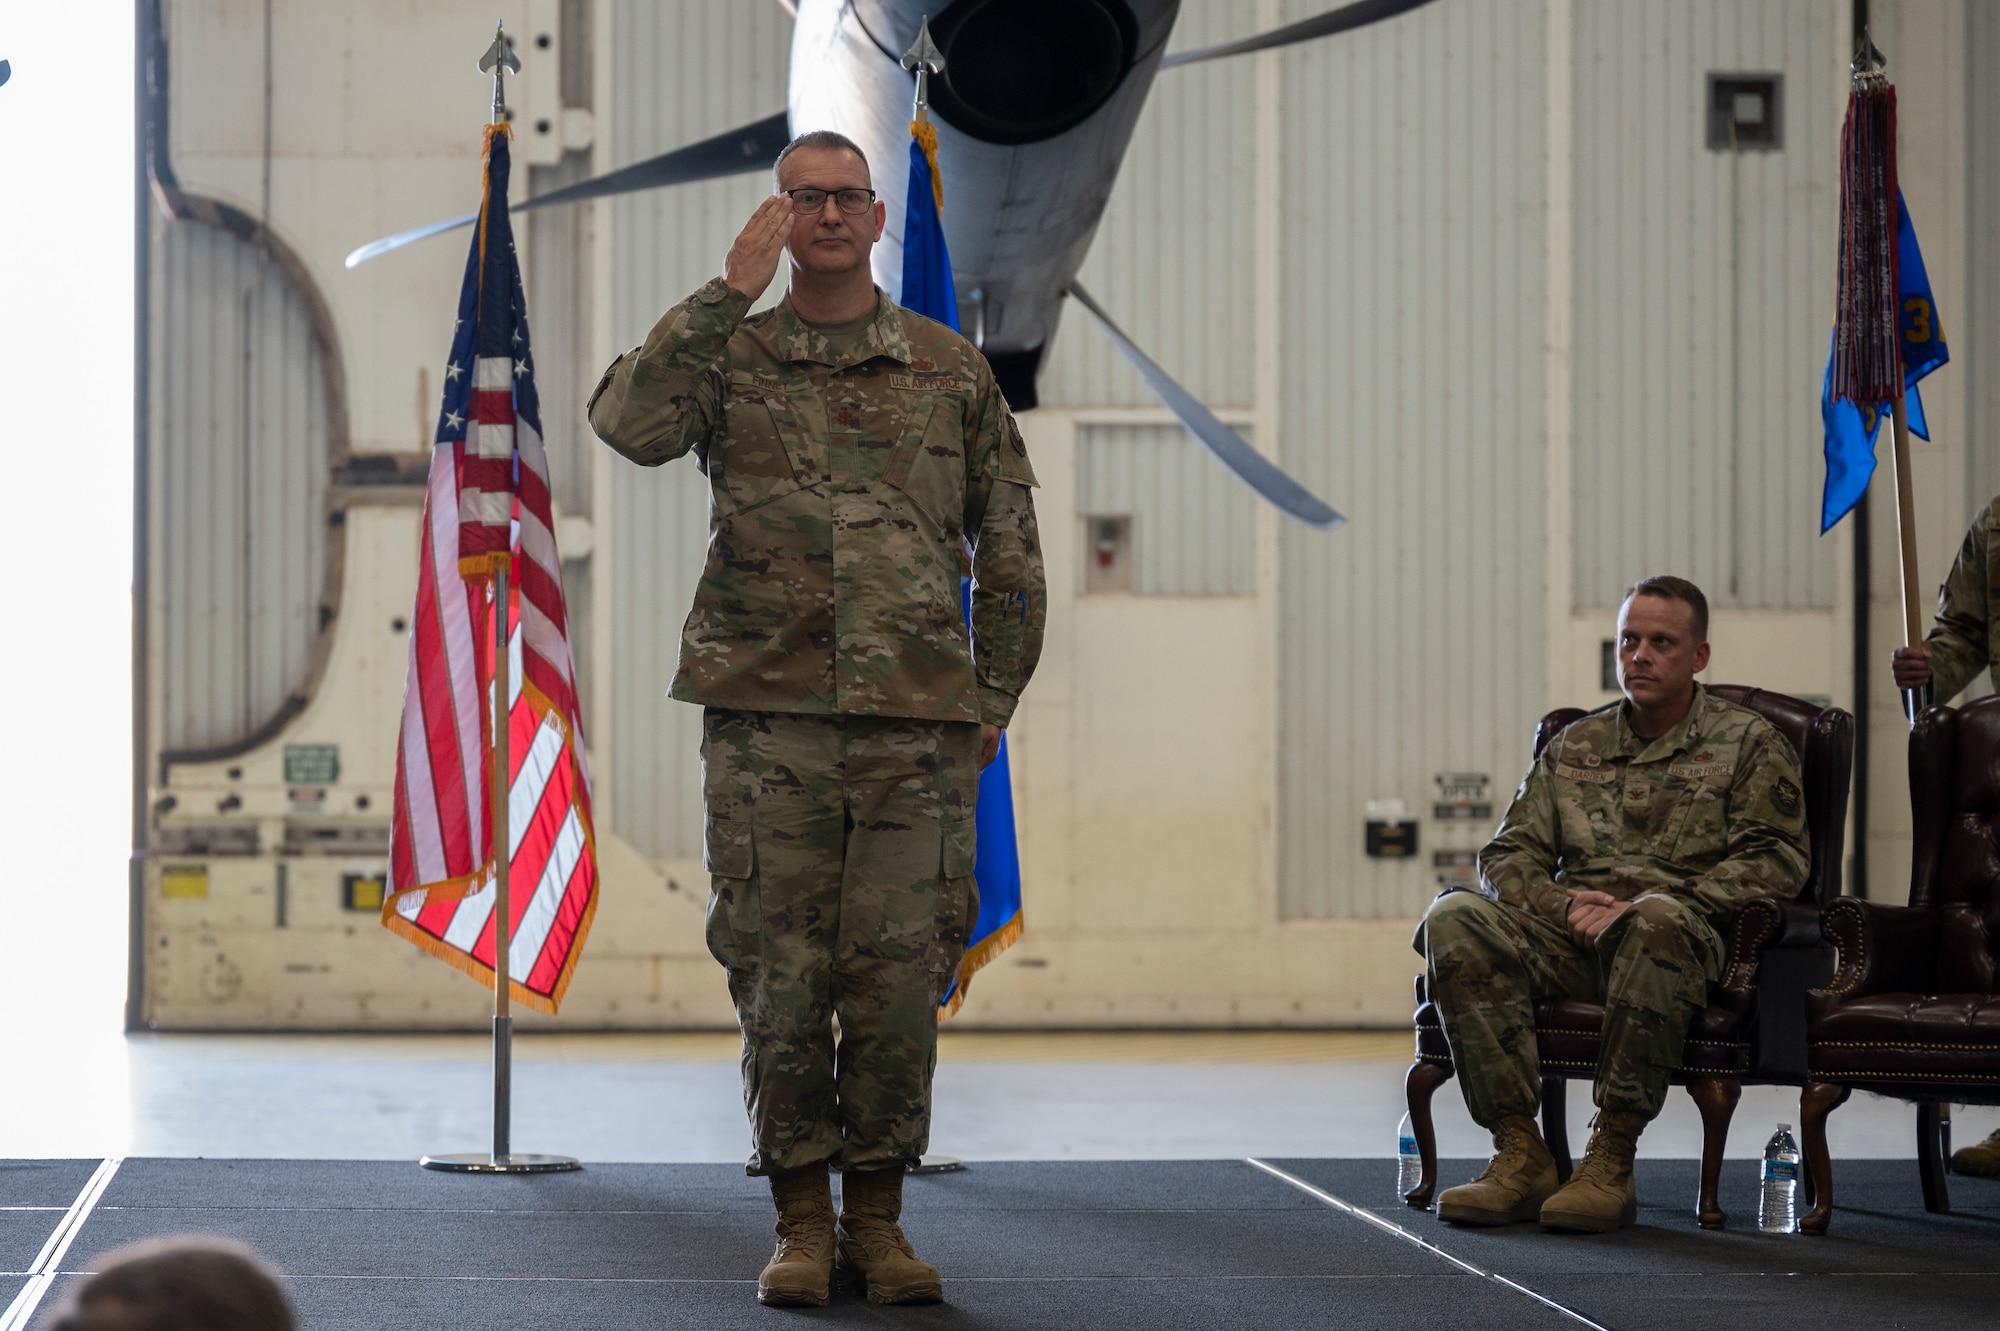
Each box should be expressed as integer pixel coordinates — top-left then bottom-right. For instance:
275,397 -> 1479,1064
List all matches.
904,15 -> 964,1178
420,22 -> 577,1177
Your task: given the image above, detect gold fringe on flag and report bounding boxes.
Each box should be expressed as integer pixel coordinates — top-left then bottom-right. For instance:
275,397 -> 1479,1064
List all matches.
911,118 -> 945,212
380,657 -> 599,1016
458,551 -> 512,581
478,121 -> 511,267
940,908 -> 1023,1019
456,122 -> 518,584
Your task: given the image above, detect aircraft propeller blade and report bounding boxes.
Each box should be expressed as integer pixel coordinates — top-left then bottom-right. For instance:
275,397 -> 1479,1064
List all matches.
344,210 -> 482,268
1066,283 -> 1345,531
346,110 -> 791,268
1160,0 -> 1437,68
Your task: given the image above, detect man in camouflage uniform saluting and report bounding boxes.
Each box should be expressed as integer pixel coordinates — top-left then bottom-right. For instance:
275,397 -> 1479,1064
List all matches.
1892,496 -> 2000,1176
1419,576 -> 1808,1232
589,131 -> 1044,1306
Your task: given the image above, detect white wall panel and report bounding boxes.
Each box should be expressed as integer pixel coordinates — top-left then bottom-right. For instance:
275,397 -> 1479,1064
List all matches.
1967,2 -> 2000,520
1076,423 -> 1255,595
603,1 -> 792,859
151,217 -> 328,751
1038,1 -> 1259,411
1277,0 -> 1549,920
1570,0 -> 1843,611
528,154 -> 597,521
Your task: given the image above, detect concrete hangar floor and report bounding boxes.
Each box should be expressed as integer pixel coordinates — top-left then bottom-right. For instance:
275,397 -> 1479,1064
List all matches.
4,1028 -> 1998,1329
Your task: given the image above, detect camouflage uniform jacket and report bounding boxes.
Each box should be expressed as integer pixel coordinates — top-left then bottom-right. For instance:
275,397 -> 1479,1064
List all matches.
1476,685 -> 1809,936
1923,494 -> 2000,702
587,278 -> 1045,726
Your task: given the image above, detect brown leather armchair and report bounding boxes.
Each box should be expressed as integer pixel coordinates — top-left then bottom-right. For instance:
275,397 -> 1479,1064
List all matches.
1404,685 -> 1854,1228
1800,697 -> 2000,1234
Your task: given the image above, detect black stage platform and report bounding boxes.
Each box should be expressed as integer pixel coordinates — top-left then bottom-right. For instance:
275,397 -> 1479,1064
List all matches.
4,1156 -> 1999,1329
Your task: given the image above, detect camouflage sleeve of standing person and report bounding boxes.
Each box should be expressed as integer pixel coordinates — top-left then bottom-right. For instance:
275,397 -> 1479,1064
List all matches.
962,375 -> 1046,727
1477,756 -> 1570,930
1924,499 -> 2000,702
586,277 -> 753,466
1675,723 -> 1809,928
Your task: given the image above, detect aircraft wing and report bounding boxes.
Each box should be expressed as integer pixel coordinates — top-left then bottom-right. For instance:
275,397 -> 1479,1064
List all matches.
1066,283 -> 1344,531
345,111 -> 791,268
1160,0 -> 1438,68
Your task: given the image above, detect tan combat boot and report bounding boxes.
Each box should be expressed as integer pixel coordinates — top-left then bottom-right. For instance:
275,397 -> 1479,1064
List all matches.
1540,1111 -> 1646,1233
836,1167 -> 944,1305
1951,1127 -> 2000,1177
758,1165 -> 835,1307
1436,1116 -> 1561,1226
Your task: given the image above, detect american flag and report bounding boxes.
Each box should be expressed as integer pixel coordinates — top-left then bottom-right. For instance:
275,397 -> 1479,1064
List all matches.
383,123 -> 597,1014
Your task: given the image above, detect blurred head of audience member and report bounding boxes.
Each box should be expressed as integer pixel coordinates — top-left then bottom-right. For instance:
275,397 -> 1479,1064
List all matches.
44,1236 -> 294,1331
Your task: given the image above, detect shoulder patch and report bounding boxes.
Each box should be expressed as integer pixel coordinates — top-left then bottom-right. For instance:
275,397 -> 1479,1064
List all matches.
1771,778 -> 1802,816
998,416 -> 1039,487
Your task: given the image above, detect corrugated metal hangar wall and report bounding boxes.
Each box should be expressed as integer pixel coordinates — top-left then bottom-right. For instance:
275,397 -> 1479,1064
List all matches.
136,0 -> 2000,1028
150,221 -> 330,754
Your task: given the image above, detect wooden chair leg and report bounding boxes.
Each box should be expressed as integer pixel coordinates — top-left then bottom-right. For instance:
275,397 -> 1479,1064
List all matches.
1800,1081 -> 1850,1235
1801,1127 -> 1816,1212
1687,1077 -> 1741,1230
1403,1060 -> 1453,1209
1541,1076 -> 1572,1182
1918,1101 -> 1952,1215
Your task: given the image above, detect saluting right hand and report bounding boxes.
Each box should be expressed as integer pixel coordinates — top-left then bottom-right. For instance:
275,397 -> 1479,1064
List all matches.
724,195 -> 792,302
1892,643 -> 1933,689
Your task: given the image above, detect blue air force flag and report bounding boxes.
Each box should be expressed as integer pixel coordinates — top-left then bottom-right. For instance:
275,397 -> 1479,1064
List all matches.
901,120 -> 958,333
900,117 -> 1024,1014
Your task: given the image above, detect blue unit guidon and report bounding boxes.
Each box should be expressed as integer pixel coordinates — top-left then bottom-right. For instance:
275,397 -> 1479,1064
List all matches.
384,124 -> 599,1015
1821,189 -> 1949,533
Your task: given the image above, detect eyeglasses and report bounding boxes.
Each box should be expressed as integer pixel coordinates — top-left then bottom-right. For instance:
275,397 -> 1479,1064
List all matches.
783,188 -> 876,216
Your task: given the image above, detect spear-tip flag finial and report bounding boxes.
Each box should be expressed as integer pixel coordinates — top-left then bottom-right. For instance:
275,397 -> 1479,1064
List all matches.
901,17 -> 944,117
1852,26 -> 1887,91
479,21 -> 521,124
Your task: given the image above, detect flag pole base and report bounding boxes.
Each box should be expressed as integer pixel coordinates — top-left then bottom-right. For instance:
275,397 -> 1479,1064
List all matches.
1903,683 -> 1934,724
420,1152 -> 582,1174
418,1016 -> 581,1173
909,1155 -> 964,1174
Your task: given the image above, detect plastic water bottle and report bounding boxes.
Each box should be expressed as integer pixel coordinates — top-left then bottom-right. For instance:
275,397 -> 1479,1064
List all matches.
1396,1111 -> 1422,1198
1759,1123 -> 1801,1233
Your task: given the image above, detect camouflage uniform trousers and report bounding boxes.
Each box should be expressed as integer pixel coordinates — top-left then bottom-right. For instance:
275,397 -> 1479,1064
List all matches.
700,707 -> 981,1177
1423,889 -> 1724,1125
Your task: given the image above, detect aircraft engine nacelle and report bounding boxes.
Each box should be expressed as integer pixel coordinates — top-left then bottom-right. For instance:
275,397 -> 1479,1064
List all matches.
789,0 -> 1181,407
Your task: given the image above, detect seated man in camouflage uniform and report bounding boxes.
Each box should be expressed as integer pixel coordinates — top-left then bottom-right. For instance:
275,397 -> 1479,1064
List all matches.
589,131 -> 1044,1305
1419,576 -> 1809,1232
1892,494 -> 2000,1176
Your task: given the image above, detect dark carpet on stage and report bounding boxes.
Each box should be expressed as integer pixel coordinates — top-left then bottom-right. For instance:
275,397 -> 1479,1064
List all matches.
2,1156 -> 1997,1329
